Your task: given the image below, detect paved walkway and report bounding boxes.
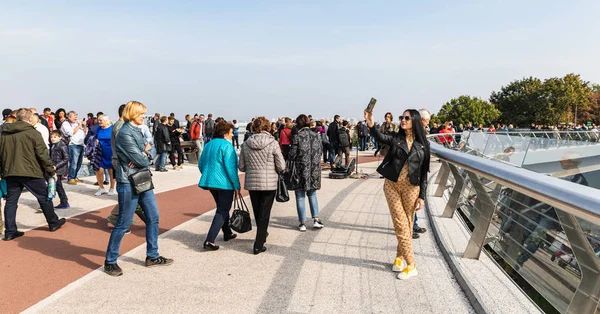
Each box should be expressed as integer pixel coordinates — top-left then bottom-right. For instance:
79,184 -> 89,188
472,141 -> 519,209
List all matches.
2,152 -> 473,314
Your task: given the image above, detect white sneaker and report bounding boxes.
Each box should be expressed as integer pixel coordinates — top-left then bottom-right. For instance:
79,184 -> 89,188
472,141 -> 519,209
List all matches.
397,266 -> 418,280
107,189 -> 115,196
94,188 -> 106,196
313,219 -> 324,229
392,258 -> 407,272
299,224 -> 307,232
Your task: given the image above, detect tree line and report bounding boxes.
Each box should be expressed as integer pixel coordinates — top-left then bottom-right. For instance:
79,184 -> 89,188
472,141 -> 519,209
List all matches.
432,73 -> 600,128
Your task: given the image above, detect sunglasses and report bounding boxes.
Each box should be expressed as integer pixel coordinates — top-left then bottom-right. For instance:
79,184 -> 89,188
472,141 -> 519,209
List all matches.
401,116 -> 411,121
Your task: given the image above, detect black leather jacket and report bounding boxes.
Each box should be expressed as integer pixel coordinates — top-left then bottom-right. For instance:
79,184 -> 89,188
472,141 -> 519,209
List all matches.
370,126 -> 428,199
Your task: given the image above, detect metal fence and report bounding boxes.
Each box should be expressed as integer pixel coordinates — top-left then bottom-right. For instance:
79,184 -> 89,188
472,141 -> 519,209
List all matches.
429,135 -> 600,314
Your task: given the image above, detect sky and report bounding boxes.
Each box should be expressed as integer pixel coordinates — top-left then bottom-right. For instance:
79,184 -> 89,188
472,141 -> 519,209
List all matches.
1,0 -> 600,122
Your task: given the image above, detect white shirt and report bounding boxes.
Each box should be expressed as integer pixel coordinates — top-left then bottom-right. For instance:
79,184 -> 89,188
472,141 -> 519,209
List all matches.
60,120 -> 87,146
34,123 -> 50,149
138,124 -> 153,143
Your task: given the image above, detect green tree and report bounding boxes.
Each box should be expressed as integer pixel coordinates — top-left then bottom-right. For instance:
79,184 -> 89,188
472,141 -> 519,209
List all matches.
490,77 -> 545,126
542,73 -> 592,125
436,95 -> 500,126
490,74 -> 592,126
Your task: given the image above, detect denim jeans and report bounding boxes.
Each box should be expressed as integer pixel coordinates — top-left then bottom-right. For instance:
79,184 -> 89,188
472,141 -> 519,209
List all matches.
105,182 -> 160,264
413,213 -> 419,229
328,145 -> 336,166
206,189 -> 234,243
360,137 -> 367,150
155,152 -> 168,170
68,145 -> 84,180
295,189 -> 319,223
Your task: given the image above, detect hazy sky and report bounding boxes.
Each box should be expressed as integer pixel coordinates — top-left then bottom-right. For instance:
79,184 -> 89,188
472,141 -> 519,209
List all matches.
2,0 -> 599,122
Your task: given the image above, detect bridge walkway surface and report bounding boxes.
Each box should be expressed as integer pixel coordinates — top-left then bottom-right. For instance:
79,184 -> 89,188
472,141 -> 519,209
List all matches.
2,153 -> 475,314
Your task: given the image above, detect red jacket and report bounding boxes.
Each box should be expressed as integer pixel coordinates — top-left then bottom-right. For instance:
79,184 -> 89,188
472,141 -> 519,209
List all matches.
190,120 -> 203,140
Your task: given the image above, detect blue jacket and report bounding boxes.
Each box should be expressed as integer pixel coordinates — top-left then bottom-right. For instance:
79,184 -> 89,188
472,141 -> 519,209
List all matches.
115,122 -> 155,183
198,138 -> 240,190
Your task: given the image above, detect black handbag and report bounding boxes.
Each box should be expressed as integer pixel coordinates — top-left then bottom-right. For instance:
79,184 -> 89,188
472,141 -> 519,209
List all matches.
276,174 -> 289,202
127,167 -> 155,194
229,191 -> 252,233
284,159 -> 299,191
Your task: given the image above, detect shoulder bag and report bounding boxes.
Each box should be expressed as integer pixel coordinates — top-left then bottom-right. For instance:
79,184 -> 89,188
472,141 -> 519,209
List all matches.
229,191 -> 252,233
276,174 -> 289,202
122,164 -> 154,194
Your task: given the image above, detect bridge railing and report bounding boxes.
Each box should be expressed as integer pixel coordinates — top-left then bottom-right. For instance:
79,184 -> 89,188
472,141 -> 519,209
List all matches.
428,135 -> 600,314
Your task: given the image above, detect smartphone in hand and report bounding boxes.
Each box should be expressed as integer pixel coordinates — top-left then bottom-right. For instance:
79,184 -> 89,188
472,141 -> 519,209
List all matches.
365,98 -> 377,113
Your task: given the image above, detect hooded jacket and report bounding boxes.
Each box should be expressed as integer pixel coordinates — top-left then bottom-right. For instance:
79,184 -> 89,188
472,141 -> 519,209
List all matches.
239,131 -> 285,191
0,121 -> 55,178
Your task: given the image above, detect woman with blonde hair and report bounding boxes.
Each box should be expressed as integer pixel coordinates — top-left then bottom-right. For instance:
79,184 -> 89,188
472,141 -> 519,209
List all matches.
365,109 -> 430,280
104,101 -> 173,277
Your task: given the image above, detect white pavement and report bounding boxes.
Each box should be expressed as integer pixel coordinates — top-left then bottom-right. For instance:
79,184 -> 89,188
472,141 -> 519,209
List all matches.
25,160 -> 474,314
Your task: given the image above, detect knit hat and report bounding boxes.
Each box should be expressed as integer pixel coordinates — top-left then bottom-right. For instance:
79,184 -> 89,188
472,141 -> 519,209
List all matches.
2,108 -> 12,120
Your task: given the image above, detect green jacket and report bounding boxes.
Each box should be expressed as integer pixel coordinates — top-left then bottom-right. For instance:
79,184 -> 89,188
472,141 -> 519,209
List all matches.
0,121 -> 55,178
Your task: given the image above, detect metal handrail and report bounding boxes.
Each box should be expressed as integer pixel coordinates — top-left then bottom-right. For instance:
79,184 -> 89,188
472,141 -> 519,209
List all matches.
427,140 -> 600,227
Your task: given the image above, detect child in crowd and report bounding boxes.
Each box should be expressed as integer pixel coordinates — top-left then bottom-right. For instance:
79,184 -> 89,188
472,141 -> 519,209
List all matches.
49,130 -> 70,208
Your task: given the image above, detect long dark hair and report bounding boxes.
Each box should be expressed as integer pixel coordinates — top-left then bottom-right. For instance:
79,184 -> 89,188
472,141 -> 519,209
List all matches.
399,109 -> 430,173
56,108 -> 66,119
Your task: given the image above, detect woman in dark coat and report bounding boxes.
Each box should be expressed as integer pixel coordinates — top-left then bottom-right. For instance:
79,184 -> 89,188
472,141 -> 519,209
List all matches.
288,114 -> 324,231
154,116 -> 171,172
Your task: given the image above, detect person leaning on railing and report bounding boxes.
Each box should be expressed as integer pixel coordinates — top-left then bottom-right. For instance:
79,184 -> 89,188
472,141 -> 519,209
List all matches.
364,109 -> 430,280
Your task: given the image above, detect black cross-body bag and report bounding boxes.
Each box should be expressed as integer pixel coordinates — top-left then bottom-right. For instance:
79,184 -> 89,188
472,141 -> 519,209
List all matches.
122,164 -> 154,194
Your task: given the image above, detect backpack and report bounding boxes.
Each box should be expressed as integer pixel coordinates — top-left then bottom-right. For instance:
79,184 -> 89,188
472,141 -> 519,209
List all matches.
337,128 -> 350,147
321,132 -> 330,146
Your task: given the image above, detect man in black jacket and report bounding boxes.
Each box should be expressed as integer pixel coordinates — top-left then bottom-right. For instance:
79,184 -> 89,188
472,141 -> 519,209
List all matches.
326,115 -> 341,167
204,113 -> 215,142
0,108 -> 66,241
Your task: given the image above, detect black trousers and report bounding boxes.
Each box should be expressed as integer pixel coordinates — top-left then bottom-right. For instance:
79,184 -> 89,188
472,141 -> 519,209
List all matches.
206,190 -> 234,243
232,135 -> 239,149
4,176 -> 60,236
56,177 -> 68,204
169,144 -> 184,166
249,190 -> 276,250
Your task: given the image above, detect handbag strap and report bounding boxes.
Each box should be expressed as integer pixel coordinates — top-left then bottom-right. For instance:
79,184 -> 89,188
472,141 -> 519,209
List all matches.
236,191 -> 249,212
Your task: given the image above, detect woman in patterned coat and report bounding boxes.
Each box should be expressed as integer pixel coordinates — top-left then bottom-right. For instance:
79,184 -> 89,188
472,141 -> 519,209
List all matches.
288,114 -> 324,232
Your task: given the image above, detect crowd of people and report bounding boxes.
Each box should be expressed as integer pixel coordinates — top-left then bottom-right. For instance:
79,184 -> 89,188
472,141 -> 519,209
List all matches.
0,103 -> 436,280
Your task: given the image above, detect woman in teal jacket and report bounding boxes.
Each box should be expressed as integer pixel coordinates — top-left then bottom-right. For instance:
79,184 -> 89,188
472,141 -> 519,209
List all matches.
199,121 -> 241,250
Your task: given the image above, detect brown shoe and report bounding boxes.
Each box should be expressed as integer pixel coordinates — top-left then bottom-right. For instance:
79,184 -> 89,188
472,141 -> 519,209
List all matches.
67,179 -> 78,185
75,178 -> 84,183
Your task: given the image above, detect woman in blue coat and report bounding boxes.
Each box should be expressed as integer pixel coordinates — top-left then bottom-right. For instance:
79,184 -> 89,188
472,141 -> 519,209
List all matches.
198,121 -> 241,250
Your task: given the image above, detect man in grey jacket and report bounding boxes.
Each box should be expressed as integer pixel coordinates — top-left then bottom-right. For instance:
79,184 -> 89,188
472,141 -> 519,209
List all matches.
204,113 -> 215,143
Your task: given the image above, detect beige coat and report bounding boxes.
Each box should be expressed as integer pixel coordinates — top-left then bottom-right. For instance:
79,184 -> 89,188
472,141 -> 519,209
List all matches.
239,131 -> 285,191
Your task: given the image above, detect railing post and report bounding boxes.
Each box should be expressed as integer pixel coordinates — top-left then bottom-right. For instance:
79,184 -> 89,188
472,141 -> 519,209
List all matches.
555,210 -> 600,314
435,160 -> 449,185
464,171 -> 497,259
442,164 -> 465,218
434,161 -> 451,197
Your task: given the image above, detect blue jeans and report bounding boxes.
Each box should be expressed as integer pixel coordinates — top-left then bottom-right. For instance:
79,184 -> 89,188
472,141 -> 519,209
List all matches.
155,152 -> 168,170
105,182 -> 160,264
413,214 -> 419,229
68,145 -> 84,180
328,146 -> 336,166
295,189 -> 319,223
360,137 -> 367,150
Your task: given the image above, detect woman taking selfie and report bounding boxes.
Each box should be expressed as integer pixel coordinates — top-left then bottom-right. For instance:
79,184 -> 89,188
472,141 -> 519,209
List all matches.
364,109 -> 430,280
